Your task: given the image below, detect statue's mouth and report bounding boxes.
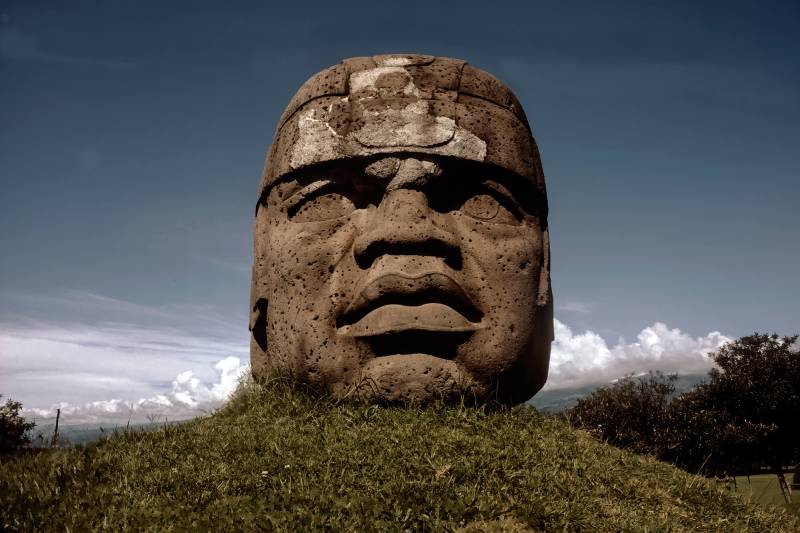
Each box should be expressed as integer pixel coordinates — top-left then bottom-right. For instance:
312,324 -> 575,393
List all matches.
336,272 -> 483,338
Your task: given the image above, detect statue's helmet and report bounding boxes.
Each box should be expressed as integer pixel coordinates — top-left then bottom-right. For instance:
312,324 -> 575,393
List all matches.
259,54 -> 546,198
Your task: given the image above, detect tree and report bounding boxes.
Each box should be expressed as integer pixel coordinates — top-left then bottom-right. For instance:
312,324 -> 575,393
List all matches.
565,333 -> 800,503
566,372 -> 677,455
0,395 -> 36,455
677,333 -> 800,500
662,386 -> 771,478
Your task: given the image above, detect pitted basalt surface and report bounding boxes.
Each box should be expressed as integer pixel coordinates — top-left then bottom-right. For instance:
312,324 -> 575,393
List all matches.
250,54 -> 553,405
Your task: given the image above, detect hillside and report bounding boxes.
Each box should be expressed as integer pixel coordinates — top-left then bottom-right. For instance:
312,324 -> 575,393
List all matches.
2,380 -> 797,532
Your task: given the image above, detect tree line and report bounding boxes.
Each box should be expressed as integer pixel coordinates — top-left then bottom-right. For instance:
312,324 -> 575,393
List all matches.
565,333 -> 799,501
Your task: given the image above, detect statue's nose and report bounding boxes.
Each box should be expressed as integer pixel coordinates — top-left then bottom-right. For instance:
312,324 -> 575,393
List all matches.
353,188 -> 461,270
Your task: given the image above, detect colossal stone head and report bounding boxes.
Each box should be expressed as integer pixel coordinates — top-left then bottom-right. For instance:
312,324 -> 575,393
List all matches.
250,54 -> 553,404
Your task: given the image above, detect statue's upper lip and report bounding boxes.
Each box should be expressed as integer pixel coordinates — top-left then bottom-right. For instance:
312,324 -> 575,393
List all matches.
337,271 -> 483,335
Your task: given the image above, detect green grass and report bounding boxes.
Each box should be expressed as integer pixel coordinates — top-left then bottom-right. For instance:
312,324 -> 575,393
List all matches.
2,379 -> 798,532
729,474 -> 800,516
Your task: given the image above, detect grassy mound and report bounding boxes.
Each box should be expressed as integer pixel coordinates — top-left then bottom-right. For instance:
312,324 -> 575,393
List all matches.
2,380 -> 797,532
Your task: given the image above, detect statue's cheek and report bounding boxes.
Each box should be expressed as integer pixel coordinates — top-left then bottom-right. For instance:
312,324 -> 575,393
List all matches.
453,216 -> 541,268
270,218 -> 358,287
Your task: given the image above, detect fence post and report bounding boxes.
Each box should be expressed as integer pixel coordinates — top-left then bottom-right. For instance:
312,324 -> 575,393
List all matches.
51,408 -> 61,447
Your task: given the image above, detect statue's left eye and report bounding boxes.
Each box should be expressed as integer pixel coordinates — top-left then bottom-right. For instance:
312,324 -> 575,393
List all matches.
289,190 -> 356,222
460,191 -> 520,225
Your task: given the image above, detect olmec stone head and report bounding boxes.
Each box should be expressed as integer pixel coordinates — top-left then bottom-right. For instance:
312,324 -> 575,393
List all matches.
250,54 -> 553,404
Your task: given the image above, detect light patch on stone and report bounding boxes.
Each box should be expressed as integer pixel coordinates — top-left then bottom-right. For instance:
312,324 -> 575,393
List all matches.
374,54 -> 435,67
385,158 -> 443,192
289,108 -> 344,169
354,100 -> 454,147
378,56 -> 414,66
291,101 -> 488,169
448,127 -> 487,161
349,66 -> 420,97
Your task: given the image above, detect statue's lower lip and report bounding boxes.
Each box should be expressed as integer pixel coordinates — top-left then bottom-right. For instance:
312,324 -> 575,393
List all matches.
336,303 -> 483,337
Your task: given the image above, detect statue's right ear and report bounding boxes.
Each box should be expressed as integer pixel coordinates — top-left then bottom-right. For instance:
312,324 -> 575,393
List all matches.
249,294 -> 268,353
250,201 -> 271,359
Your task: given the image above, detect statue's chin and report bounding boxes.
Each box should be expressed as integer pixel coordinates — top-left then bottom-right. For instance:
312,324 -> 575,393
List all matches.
353,355 -> 485,404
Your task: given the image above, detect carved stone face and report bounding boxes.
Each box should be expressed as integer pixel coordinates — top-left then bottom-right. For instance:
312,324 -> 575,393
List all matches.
251,55 -> 553,404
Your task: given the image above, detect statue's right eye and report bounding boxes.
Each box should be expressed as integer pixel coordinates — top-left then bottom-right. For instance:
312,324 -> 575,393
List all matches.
286,182 -> 356,222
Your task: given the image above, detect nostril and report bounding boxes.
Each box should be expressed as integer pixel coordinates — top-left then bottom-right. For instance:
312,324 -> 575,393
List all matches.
354,237 -> 462,270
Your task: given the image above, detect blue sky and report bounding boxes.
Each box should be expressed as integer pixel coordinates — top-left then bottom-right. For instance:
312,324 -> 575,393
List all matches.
1,1 -> 797,416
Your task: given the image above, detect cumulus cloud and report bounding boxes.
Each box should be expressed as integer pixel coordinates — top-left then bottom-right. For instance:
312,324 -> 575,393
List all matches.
545,319 -> 730,390
26,357 -> 248,424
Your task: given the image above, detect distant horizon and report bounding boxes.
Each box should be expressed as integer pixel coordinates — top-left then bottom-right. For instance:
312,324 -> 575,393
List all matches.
23,369 -> 714,438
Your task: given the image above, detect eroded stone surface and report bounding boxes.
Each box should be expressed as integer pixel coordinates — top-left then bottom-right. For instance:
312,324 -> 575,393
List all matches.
250,54 -> 553,404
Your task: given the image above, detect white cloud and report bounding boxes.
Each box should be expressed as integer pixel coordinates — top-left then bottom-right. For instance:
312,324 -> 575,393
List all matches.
545,319 -> 730,390
25,357 -> 248,424
0,291 -> 248,411
0,322 -> 248,409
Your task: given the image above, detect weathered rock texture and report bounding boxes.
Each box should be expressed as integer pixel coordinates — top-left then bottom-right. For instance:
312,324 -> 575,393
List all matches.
250,54 -> 553,404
